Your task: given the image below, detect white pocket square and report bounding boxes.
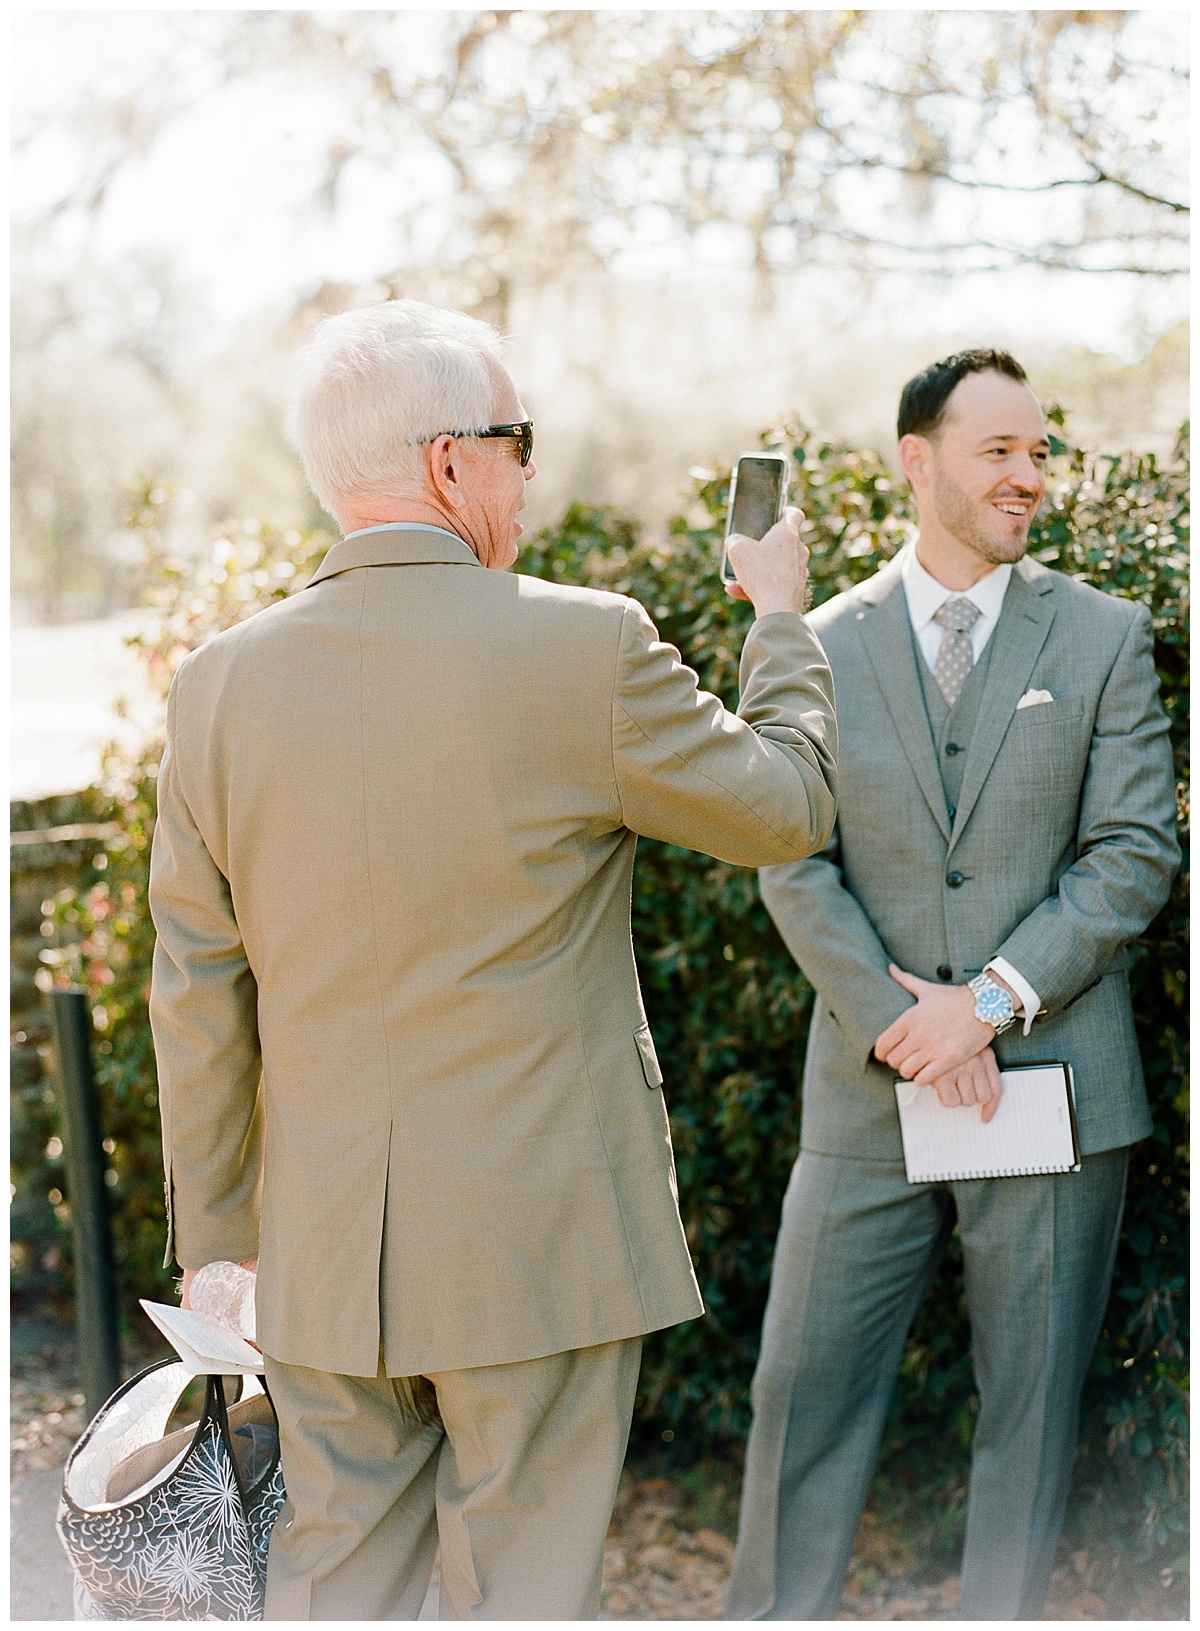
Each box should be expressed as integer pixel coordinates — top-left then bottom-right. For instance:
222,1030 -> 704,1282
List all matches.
1017,688 -> 1054,710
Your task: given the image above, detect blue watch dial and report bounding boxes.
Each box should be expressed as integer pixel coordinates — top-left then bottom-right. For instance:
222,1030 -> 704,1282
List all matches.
968,973 -> 1016,1034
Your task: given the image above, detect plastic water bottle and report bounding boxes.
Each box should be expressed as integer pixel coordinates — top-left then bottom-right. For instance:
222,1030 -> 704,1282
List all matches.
190,1260 -> 257,1341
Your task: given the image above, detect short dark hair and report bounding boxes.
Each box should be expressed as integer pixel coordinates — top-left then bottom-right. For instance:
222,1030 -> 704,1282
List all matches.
897,349 -> 1029,441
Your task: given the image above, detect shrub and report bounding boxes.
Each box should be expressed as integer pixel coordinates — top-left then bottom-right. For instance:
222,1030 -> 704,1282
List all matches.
17,428 -> 1187,1576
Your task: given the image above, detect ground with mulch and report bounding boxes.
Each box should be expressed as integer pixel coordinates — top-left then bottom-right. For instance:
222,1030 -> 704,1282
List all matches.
598,1469 -> 1185,1620
12,1310 -> 1186,1622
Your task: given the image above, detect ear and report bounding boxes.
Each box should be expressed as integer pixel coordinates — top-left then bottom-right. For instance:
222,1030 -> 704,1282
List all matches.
425,434 -> 464,508
897,432 -> 932,489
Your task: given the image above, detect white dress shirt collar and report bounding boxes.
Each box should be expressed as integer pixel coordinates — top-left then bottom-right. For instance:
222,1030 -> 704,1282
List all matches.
901,543 -> 1012,634
342,521 -> 467,546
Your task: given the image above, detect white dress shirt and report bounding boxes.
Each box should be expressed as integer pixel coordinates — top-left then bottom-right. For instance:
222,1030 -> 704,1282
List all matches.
900,544 -> 1040,1035
901,545 -> 1012,673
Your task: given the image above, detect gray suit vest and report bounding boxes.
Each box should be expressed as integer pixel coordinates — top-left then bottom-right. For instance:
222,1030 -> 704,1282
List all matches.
913,626 -> 995,823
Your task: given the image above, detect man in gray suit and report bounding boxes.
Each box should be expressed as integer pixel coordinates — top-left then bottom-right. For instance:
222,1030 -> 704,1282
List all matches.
725,350 -> 1179,1621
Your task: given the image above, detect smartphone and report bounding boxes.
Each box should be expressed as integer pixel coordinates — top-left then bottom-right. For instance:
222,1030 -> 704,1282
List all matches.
720,452 -> 790,586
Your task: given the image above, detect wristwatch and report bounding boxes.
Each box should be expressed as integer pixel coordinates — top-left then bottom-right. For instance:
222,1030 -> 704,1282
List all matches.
968,972 -> 1017,1036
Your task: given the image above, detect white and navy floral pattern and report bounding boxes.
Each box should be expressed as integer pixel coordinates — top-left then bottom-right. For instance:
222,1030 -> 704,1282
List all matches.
57,1360 -> 286,1621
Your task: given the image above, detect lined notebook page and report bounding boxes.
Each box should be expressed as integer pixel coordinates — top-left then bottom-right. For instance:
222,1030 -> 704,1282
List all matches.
894,1063 -> 1080,1183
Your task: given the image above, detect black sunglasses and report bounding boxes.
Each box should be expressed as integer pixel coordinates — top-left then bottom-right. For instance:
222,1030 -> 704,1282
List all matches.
427,420 -> 534,467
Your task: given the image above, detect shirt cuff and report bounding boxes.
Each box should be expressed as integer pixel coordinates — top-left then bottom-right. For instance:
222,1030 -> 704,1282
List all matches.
985,957 -> 1041,1036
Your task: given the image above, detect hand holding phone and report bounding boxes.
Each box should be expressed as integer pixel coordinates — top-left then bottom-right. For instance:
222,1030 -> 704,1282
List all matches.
725,506 -> 810,618
721,453 -> 790,586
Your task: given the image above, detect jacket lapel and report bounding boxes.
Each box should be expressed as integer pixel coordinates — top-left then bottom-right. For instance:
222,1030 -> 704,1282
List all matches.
947,560 -> 1056,852
856,558 -> 952,844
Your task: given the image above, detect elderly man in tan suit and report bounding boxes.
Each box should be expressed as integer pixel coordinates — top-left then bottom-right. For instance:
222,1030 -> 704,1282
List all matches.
148,300 -> 837,1619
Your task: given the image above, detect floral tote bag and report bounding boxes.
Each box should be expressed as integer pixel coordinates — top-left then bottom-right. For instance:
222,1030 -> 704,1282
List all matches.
57,1358 -> 286,1620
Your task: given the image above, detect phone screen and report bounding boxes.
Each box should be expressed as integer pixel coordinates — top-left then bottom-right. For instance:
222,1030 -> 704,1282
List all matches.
729,458 -> 785,542
722,455 -> 788,584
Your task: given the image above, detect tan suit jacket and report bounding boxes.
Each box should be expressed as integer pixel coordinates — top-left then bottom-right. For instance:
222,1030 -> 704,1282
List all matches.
148,525 -> 837,1376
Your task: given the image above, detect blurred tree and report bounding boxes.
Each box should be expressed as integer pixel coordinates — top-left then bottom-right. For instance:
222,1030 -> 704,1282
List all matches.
17,10 -> 1187,325
11,10 -> 1187,611
10,259 -> 196,620
337,6 -> 1187,307
9,250 -> 316,618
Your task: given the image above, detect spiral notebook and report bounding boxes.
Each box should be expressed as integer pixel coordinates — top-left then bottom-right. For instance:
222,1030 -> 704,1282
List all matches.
894,1062 -> 1080,1183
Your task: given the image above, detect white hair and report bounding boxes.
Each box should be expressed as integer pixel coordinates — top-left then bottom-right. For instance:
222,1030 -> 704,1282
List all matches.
290,300 -> 505,518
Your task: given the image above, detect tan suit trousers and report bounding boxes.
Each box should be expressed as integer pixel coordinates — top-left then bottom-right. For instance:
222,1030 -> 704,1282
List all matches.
263,1337 -> 642,1621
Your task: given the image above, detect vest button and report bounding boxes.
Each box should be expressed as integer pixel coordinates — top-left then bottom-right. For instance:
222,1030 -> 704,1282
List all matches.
936,964 -> 953,982
945,742 -> 961,756
946,871 -> 965,888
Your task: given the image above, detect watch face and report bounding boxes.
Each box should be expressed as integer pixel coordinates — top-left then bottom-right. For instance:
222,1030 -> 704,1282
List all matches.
973,976 -> 1014,1025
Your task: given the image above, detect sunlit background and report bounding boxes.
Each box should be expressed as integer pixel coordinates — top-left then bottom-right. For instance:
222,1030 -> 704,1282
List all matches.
11,9 -> 1189,796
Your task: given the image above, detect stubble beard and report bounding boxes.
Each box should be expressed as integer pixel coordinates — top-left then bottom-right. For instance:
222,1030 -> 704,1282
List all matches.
931,468 -> 1031,569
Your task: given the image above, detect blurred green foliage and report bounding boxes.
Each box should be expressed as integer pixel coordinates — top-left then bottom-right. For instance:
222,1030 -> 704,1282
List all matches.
13,428 -> 1187,1581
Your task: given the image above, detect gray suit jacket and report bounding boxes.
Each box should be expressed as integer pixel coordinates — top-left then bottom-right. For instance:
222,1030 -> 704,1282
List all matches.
761,552 -> 1179,1160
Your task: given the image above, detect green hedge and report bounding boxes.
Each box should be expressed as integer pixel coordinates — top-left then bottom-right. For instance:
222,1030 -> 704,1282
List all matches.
13,426 -> 1187,1575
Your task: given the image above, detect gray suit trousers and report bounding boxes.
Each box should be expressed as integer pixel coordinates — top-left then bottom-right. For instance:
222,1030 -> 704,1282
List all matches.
725,1148 -> 1127,1621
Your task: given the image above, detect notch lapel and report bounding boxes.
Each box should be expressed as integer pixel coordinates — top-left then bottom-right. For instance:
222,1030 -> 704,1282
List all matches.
947,565 -> 1056,852
857,563 -> 952,844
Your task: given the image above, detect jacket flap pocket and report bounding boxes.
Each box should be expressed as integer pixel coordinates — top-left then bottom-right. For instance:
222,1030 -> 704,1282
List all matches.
634,1023 -> 664,1090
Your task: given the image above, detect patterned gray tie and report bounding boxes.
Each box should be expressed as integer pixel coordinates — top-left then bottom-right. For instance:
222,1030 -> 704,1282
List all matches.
932,597 -> 982,707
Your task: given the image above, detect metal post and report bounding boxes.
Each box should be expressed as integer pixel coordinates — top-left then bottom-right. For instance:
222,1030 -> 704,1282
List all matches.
50,986 -> 121,1416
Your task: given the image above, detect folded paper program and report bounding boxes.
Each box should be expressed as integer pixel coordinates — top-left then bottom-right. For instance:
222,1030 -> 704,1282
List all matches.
140,1298 -> 265,1375
1017,688 -> 1054,709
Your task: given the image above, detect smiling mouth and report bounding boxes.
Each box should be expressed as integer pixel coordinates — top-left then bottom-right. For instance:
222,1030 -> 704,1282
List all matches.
992,499 -> 1031,517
